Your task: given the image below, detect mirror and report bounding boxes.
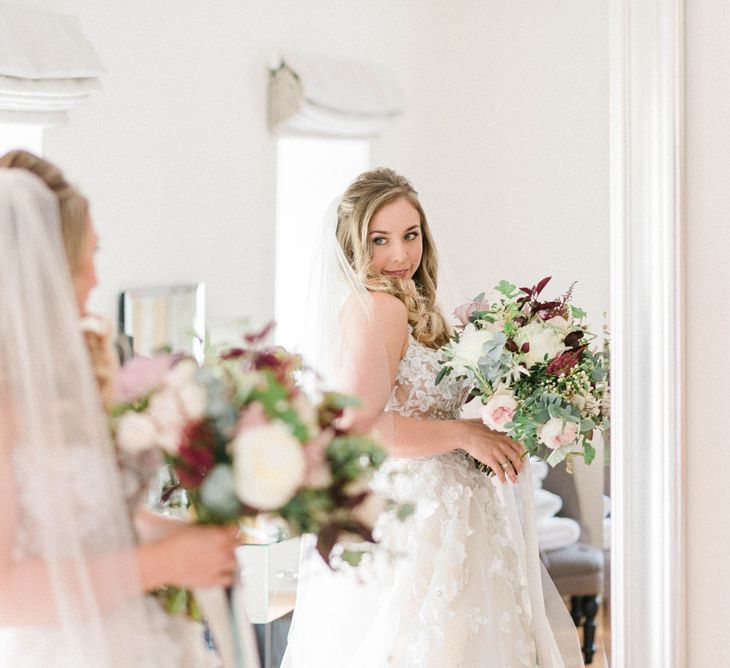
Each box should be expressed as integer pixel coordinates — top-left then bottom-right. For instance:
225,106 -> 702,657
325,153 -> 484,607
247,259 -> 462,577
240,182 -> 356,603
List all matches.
119,283 -> 205,361
5,1 -> 691,665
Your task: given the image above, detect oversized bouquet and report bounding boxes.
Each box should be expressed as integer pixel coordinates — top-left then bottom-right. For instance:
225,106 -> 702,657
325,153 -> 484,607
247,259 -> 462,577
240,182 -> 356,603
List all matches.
111,325 -> 403,567
438,277 -> 609,470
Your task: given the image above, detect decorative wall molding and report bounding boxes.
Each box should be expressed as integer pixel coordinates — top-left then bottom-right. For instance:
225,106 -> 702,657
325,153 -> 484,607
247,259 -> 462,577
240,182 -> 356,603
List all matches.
609,1 -> 685,666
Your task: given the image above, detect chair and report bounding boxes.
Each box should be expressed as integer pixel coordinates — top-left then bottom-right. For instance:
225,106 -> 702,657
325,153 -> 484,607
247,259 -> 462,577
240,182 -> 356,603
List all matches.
540,465 -> 604,665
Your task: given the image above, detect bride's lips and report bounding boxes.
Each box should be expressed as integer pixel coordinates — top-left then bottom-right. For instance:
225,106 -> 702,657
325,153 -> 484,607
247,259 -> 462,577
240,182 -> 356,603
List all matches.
383,269 -> 410,278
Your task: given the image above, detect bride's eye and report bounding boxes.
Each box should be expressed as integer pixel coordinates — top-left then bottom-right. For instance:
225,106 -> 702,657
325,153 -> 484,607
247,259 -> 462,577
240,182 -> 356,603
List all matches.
404,231 -> 420,241
372,237 -> 387,246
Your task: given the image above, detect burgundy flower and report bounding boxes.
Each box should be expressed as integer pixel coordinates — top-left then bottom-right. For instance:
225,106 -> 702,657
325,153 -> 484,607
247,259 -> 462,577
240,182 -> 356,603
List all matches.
244,321 -> 276,346
220,347 -> 247,360
546,349 -> 584,377
564,330 -> 585,350
253,347 -> 302,387
175,420 -> 216,489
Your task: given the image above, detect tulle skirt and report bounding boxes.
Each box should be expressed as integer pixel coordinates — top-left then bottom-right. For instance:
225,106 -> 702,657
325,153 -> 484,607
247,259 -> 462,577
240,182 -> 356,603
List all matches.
283,454 -> 582,668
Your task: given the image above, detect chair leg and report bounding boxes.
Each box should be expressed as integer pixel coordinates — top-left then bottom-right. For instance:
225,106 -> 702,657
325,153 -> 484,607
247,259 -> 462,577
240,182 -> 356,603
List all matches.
581,595 -> 599,665
570,595 -> 585,627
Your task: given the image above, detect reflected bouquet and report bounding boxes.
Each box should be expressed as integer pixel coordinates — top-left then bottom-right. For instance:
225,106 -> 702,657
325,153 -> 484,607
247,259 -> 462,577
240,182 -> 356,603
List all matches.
438,277 -> 609,470
111,325 -> 408,566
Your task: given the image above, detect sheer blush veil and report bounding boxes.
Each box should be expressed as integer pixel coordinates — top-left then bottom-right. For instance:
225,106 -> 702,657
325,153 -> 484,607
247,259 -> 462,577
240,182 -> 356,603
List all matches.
0,170 -> 173,667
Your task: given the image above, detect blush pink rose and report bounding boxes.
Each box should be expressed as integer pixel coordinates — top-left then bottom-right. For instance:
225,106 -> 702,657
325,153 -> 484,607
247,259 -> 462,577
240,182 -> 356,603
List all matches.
117,354 -> 175,403
235,402 -> 268,432
480,390 -> 518,432
538,417 -> 579,450
454,299 -> 491,326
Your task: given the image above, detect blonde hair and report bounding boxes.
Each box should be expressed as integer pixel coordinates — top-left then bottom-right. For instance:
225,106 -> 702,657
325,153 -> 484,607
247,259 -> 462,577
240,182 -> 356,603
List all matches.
0,150 -> 116,406
337,168 -> 450,348
0,150 -> 89,277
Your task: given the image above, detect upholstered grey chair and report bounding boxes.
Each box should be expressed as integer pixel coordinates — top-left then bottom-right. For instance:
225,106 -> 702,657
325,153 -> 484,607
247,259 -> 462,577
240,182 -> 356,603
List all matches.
540,465 -> 604,665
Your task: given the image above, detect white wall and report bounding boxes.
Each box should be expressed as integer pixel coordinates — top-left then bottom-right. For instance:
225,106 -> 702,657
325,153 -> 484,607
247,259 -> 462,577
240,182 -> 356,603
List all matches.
12,1 -> 609,543
685,1 -> 730,664
18,0 -> 429,327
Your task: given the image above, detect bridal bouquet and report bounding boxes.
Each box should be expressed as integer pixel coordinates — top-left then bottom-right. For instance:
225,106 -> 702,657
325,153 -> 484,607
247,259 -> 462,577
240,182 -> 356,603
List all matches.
438,277 -> 609,470
111,325 -> 402,567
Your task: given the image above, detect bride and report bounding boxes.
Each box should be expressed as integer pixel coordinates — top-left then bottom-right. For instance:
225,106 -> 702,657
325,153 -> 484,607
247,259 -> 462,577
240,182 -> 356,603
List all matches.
283,168 -> 583,667
0,165 -> 238,667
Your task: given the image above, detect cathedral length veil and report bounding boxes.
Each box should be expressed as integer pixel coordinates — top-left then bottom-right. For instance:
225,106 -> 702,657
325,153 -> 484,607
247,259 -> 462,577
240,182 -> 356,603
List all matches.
284,196 -> 583,667
0,170 -> 174,667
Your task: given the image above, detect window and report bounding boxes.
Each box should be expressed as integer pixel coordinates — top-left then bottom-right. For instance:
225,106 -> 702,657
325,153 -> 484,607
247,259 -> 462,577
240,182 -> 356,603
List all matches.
0,124 -> 43,155
275,136 -> 369,351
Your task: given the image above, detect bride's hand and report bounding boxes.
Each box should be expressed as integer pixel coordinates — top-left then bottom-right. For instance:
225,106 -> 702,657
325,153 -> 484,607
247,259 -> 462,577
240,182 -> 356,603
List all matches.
455,420 -> 526,483
138,524 -> 240,590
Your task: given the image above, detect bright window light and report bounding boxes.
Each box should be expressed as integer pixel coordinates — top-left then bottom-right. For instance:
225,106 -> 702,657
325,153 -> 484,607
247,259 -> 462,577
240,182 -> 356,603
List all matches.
275,136 -> 369,351
0,124 -> 43,155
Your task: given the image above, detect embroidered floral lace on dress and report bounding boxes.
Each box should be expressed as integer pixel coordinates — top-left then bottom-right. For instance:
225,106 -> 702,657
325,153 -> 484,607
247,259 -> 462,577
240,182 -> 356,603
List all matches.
372,332 -> 539,667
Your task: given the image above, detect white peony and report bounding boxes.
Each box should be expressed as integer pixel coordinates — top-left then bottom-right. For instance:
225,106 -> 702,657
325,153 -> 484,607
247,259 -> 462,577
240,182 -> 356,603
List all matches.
351,492 -> 388,529
481,389 -> 518,432
177,382 -> 207,420
514,320 -> 565,367
538,417 -> 579,450
148,387 -> 185,431
164,359 -> 198,390
448,323 -> 495,375
116,411 -> 159,454
545,315 -> 570,333
232,423 -> 306,511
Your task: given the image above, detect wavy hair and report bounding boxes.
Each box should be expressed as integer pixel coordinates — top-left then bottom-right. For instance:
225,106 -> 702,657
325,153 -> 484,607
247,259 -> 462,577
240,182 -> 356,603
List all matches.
336,168 -> 450,348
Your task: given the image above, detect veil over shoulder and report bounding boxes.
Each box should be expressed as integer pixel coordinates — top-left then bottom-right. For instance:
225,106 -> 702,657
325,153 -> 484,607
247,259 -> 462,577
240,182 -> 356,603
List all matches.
283,194 -> 584,667
0,169 -> 179,667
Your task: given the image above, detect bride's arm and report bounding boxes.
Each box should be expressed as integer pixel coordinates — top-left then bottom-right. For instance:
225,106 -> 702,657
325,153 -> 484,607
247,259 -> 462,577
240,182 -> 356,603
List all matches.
0,404 -> 238,625
342,293 -> 523,483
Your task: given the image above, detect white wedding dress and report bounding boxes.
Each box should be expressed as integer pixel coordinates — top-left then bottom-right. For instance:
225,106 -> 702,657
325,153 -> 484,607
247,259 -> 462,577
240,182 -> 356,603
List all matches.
284,330 -> 581,667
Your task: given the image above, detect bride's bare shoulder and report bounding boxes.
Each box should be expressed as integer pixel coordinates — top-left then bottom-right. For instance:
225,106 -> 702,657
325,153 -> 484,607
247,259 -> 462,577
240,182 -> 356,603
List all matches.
368,292 -> 409,357
370,292 -> 408,331
369,291 -> 407,322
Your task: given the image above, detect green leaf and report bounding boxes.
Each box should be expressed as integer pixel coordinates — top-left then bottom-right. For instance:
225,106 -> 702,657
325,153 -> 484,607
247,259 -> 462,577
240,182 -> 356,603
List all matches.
434,365 -> 449,386
546,444 -> 573,467
583,441 -> 596,465
591,367 -> 606,382
495,280 -> 518,298
340,549 -> 365,567
571,305 -> 587,319
580,418 -> 596,432
322,392 -> 361,410
396,502 -> 415,522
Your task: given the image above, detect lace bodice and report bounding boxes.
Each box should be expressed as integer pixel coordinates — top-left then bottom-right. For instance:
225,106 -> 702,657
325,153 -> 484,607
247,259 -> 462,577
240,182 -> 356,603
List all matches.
386,332 -> 470,420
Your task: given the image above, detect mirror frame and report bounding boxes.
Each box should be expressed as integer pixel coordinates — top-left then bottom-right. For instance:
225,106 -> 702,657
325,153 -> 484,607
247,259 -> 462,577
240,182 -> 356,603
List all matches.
609,1 -> 685,665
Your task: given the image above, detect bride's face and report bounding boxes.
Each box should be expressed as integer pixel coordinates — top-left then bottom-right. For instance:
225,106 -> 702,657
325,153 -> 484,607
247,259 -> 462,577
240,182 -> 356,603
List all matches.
74,217 -> 99,313
367,197 -> 423,279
